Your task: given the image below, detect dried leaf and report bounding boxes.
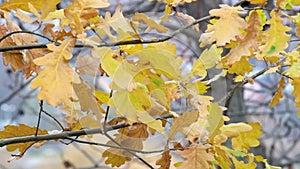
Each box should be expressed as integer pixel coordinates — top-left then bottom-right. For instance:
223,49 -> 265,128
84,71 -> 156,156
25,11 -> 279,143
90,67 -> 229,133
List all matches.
177,144 -> 214,169
169,110 -> 199,139
73,80 -> 103,120
132,12 -> 168,33
156,148 -> 171,169
76,55 -> 100,76
269,77 -> 285,108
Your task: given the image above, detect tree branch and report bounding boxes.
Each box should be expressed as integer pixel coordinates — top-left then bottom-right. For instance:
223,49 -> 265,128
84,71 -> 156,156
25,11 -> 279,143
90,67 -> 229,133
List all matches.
0,15 -> 212,53
0,114 -> 174,148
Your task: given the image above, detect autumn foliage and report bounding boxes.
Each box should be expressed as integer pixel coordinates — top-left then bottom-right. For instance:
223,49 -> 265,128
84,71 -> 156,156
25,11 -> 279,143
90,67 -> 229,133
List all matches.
0,0 -> 300,168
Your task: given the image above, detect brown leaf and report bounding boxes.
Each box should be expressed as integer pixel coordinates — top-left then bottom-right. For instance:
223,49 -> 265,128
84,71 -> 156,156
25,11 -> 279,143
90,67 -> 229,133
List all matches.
169,110 -> 199,139
76,55 -> 100,76
177,144 -> 214,169
156,148 -> 171,169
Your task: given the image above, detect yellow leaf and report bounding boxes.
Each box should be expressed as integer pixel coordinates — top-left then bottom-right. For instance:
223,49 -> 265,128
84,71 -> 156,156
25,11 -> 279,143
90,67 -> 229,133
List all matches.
0,124 -> 48,153
207,103 -> 224,139
92,47 -> 121,77
234,75 -> 245,82
258,10 -> 291,58
94,90 -> 110,104
79,0 -> 110,9
102,148 -> 131,167
104,5 -> 135,34
40,0 -> 60,19
199,44 -> 222,69
137,111 -> 165,134
269,77 -> 285,108
213,146 -> 232,169
169,110 -> 199,139
221,123 -> 252,138
177,144 -> 214,169
232,156 -> 257,169
291,77 -> 300,108
0,0 -> 46,12
276,0 -> 300,9
73,113 -> 101,130
247,0 -> 267,5
291,13 -> 300,37
132,13 -> 168,33
129,86 -> 152,111
110,89 -> 139,122
232,122 -> 263,152
284,51 -> 300,78
222,11 -> 261,65
202,5 -> 247,46
132,42 -> 181,79
31,38 -> 79,107
227,56 -> 253,75
186,81 -> 208,95
191,58 -> 207,77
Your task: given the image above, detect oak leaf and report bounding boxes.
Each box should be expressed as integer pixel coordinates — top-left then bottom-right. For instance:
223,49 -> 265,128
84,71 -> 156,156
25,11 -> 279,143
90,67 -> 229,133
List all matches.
169,110 -> 199,139
222,11 -> 261,65
76,55 -> 100,76
156,148 -> 171,169
201,5 -> 247,46
0,25 -> 24,71
0,124 -> 48,154
227,56 -> 253,75
269,77 -> 285,108
257,10 -> 291,58
102,124 -> 148,167
232,122 -> 263,152
132,13 -> 168,33
177,144 -> 214,169
291,77 -> 300,108
73,80 -> 103,120
30,38 -> 79,107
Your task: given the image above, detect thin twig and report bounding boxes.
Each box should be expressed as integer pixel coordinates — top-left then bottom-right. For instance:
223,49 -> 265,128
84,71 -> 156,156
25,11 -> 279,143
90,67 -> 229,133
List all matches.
0,114 -> 174,150
0,30 -> 55,43
103,132 -> 155,169
35,100 -> 43,136
101,89 -> 154,168
218,68 -> 270,105
66,137 -> 180,154
0,77 -> 34,105
0,15 -> 213,53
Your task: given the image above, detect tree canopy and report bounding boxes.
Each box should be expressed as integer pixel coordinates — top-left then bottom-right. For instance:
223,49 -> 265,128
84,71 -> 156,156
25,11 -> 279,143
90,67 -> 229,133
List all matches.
0,0 -> 300,168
